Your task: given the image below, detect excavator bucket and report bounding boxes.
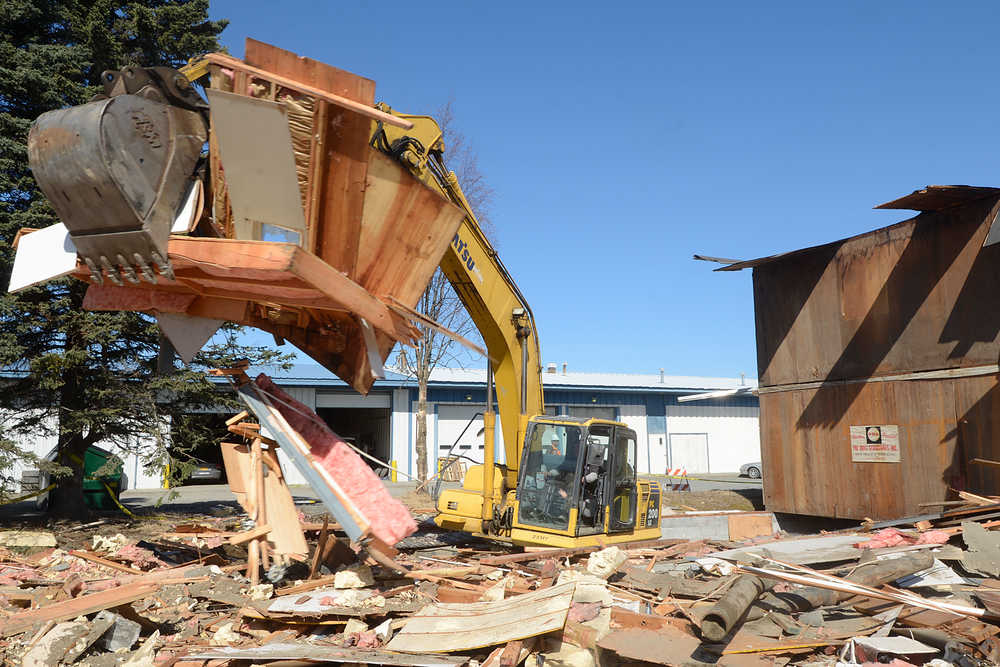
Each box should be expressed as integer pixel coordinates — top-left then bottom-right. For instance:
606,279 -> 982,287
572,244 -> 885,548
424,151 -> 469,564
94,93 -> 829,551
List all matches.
28,66 -> 208,284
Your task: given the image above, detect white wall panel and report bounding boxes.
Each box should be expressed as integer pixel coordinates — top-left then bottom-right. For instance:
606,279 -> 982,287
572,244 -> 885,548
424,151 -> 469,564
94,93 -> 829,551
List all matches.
616,404 -> 650,474
316,391 -> 389,409
391,389 -> 411,477
666,405 -> 760,473
283,387 -> 316,410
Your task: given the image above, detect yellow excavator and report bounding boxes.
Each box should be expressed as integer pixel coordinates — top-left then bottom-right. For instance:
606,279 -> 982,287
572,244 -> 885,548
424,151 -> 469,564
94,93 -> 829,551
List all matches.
370,108 -> 663,547
23,48 -> 662,548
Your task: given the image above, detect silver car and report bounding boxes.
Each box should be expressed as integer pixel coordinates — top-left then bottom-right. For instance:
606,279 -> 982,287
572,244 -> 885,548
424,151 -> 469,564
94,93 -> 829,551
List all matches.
740,462 -> 762,479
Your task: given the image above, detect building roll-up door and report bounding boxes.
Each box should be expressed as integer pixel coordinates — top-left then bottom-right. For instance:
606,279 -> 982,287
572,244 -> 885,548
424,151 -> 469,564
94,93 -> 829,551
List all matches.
437,405 -> 486,465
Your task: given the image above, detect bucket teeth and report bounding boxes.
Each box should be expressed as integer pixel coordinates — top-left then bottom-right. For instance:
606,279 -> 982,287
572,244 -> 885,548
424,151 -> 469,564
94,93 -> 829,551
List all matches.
150,251 -> 175,281
133,253 -> 157,284
117,254 -> 140,284
99,256 -> 123,286
84,258 -> 104,286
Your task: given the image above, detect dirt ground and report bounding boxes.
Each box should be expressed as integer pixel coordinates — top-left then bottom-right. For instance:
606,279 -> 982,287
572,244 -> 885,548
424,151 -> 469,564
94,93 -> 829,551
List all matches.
661,489 -> 757,512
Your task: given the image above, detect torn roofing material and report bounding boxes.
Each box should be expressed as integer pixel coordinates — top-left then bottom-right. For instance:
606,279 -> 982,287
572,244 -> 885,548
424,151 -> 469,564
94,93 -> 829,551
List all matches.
704,184 -> 1000,272
875,185 -> 1000,212
238,373 -> 417,546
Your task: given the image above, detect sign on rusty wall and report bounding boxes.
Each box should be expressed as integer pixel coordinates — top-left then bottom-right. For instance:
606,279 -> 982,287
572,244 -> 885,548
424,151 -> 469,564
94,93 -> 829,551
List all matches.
850,425 -> 901,462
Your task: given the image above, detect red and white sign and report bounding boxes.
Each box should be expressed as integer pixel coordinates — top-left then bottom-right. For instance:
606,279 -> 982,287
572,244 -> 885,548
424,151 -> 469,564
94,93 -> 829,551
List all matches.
849,425 -> 901,463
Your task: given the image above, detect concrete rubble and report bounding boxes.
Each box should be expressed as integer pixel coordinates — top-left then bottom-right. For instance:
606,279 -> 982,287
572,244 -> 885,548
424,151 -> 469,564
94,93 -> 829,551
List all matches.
4,497 -> 1000,666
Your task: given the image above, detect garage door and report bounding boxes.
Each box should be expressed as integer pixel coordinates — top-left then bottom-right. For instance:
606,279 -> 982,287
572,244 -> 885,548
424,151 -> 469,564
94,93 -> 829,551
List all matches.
669,433 -> 709,474
437,405 -> 485,464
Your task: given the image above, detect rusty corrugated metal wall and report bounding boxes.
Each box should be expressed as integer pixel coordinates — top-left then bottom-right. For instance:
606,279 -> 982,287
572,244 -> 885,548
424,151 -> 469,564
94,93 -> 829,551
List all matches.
754,193 -> 1000,519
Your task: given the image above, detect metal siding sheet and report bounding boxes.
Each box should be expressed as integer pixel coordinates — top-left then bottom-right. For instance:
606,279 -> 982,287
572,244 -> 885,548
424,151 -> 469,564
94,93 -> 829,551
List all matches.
282,386 -> 316,410
667,405 -> 762,473
315,391 -> 391,409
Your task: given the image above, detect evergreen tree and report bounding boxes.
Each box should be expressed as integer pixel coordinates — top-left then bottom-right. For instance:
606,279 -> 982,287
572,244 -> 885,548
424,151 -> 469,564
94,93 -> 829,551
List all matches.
0,1 -> 288,518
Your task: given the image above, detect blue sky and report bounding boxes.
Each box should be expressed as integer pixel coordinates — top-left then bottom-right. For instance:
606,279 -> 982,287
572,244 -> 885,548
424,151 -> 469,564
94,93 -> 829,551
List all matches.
208,1 -> 1000,379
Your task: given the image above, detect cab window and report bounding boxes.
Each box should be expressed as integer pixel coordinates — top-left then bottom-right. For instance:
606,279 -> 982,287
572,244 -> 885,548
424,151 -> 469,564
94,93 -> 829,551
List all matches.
517,422 -> 582,530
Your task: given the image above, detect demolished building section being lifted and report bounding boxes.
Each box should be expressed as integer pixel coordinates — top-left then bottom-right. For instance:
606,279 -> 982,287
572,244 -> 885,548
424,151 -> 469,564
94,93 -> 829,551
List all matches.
16,38 -> 466,394
719,186 -> 1000,520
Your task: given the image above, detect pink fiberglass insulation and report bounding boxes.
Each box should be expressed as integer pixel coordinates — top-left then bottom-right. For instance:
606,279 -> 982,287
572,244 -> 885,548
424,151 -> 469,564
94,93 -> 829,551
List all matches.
254,374 -> 417,545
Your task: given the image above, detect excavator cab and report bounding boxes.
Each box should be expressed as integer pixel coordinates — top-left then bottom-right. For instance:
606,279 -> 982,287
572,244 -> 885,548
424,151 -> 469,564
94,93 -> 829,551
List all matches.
437,416 -> 661,547
515,418 -> 640,536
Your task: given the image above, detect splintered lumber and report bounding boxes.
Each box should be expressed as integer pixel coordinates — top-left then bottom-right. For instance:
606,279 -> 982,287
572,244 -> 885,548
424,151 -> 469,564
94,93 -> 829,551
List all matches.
67,550 -> 142,574
308,516 -> 330,580
184,643 -> 466,666
228,524 -> 272,545
386,582 -> 576,653
202,52 -> 411,130
739,563 -> 991,620
479,538 -> 685,565
1,582 -> 159,637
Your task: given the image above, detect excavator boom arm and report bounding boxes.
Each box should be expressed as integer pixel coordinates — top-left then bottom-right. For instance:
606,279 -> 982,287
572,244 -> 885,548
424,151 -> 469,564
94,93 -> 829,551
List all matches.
369,107 -> 545,490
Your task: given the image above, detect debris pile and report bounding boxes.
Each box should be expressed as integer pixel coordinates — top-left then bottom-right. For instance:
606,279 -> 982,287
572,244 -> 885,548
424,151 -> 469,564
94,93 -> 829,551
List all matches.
6,498 -> 1000,665
7,373 -> 1000,665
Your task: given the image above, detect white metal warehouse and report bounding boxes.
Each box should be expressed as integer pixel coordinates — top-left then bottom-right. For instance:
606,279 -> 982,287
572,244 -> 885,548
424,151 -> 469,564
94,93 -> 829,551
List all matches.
11,364 -> 761,490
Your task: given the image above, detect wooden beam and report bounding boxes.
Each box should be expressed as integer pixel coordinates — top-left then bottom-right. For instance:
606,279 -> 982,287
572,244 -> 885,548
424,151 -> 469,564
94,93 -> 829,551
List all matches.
1,582 -> 159,637
225,411 -> 249,426
202,52 -> 411,129
308,516 -> 330,580
228,524 -> 272,545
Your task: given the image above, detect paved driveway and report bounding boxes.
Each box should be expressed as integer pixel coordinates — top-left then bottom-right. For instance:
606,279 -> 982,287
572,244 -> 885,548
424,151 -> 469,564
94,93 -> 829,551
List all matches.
644,472 -> 763,493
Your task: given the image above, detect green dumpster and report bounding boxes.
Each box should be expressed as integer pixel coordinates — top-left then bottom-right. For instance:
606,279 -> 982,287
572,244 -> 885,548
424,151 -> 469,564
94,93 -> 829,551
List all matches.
81,446 -> 124,510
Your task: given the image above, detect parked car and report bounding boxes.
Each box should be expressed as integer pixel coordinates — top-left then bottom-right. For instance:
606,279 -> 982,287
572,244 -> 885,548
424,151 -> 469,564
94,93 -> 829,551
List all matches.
188,459 -> 224,483
740,461 -> 763,479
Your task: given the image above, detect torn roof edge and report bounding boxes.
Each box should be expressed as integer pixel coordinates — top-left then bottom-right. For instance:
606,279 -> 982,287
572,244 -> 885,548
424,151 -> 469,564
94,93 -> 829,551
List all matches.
709,185 -> 1000,272
875,185 -> 1000,212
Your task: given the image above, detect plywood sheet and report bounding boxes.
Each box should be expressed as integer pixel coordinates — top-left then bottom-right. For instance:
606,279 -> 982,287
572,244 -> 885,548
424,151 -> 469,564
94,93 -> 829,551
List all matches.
206,89 -> 306,239
356,152 -> 466,307
760,378 -> 972,519
8,223 -> 78,292
727,513 -> 774,541
386,582 -> 575,653
261,448 -> 309,556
